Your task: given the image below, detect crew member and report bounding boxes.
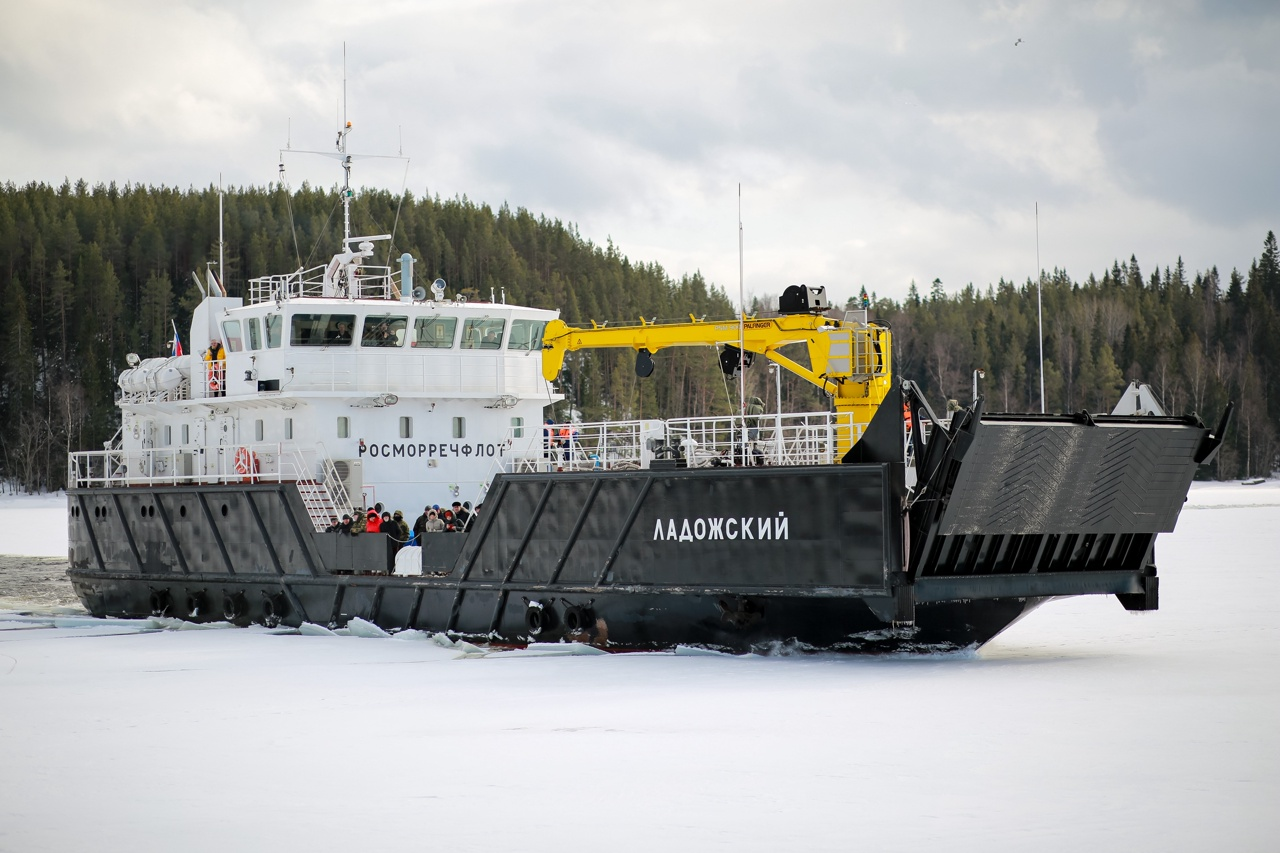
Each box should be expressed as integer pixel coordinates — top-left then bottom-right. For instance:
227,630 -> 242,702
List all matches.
204,340 -> 226,396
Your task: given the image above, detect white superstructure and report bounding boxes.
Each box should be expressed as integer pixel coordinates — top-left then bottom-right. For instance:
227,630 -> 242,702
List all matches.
88,240 -> 562,523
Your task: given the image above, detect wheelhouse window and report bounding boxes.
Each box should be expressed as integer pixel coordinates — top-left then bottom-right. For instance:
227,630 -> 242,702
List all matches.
507,319 -> 546,351
291,313 -> 356,346
361,315 -> 407,348
221,320 -> 244,352
246,317 -> 262,350
413,316 -> 457,348
461,317 -> 506,350
265,315 -> 282,348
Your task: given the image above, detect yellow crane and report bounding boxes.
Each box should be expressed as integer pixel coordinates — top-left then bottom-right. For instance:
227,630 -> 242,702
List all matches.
540,287 -> 893,458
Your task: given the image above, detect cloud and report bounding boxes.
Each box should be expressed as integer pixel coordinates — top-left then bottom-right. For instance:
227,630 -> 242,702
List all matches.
1,0 -> 1273,306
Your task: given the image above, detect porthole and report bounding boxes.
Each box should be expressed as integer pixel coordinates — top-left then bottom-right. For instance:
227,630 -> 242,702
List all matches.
139,506 -> 147,518
221,504 -> 229,517
179,505 -> 187,518
149,506 -> 156,518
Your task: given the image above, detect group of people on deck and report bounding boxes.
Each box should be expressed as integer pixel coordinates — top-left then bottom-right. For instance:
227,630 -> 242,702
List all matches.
329,499 -> 479,544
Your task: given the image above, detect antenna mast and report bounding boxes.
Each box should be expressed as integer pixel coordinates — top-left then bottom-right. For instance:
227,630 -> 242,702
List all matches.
1037,202 -> 1045,413
218,173 -> 224,291
738,184 -> 746,448
337,44 -> 353,247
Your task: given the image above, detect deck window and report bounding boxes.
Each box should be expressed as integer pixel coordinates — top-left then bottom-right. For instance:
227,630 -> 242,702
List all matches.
400,416 -> 412,439
221,320 -> 244,352
181,424 -> 190,444
291,313 -> 356,347
511,417 -> 524,438
453,417 -> 466,439
254,419 -> 264,442
413,316 -> 457,348
361,315 -> 407,348
265,315 -> 282,348
246,317 -> 262,350
285,418 -> 293,440
508,319 -> 546,351
460,317 -> 506,350
337,417 -> 350,439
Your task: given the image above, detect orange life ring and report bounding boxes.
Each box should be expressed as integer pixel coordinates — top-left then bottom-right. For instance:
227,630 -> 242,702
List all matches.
234,447 -> 258,481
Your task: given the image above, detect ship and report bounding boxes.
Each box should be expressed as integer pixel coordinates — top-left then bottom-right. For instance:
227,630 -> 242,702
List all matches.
65,128 -> 1232,652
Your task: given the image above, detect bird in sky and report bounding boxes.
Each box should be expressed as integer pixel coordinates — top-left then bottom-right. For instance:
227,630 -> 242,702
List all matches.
1014,38 -> 1023,46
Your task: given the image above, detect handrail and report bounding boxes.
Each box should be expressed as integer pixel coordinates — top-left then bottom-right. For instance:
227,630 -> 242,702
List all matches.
496,411 -> 864,474
247,263 -> 401,304
69,442 -> 317,488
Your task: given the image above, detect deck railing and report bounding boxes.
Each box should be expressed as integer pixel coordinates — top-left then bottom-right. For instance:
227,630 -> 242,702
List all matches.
69,411 -> 878,496
247,263 -> 402,304
71,442 -> 323,489
503,410 -> 864,473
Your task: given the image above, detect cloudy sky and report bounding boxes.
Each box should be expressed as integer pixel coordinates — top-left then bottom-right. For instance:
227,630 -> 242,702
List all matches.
4,1 -> 1276,306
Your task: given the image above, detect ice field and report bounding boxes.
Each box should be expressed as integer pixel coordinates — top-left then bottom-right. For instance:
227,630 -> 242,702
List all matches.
1,483 -> 1277,852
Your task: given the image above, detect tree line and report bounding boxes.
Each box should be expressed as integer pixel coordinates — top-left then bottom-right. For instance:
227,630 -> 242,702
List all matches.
872,233 -> 1278,481
0,179 -> 1274,489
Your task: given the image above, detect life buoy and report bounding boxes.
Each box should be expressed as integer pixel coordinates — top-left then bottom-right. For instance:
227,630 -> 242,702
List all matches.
234,447 -> 259,482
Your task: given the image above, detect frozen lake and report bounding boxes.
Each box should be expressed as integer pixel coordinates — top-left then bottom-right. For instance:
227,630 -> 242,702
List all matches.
1,484 -> 1277,852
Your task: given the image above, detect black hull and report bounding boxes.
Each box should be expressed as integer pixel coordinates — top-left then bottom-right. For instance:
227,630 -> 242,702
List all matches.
67,396 -> 1226,653
68,567 -> 1046,652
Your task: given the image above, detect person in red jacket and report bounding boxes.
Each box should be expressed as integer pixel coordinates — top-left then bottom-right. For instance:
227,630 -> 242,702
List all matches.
365,508 -> 382,533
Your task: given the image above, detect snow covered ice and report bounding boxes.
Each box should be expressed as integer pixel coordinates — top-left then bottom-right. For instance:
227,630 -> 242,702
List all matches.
1,484 -> 1277,852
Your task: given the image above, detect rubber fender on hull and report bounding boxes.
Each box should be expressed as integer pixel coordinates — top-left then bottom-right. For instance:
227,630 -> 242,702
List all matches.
563,604 -> 595,633
525,600 -> 557,636
149,587 -> 171,617
222,591 -> 248,622
186,590 -> 207,619
261,592 -> 288,628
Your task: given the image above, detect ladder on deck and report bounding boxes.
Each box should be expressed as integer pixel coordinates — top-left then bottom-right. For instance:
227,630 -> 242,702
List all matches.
296,480 -> 344,532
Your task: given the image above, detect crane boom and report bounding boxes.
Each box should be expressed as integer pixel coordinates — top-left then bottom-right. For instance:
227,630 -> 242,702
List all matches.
540,303 -> 893,457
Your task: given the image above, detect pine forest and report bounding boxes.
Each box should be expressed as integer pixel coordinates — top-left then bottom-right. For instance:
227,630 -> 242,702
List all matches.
0,180 -> 1275,491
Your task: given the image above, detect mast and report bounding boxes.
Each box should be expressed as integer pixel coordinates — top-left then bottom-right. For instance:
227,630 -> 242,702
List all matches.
1037,202 -> 1045,413
339,43 -> 353,248
218,173 -> 224,291
338,120 -> 353,247
738,184 -> 746,447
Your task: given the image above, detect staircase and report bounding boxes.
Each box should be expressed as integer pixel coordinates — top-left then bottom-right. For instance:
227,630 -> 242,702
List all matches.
296,480 -> 345,532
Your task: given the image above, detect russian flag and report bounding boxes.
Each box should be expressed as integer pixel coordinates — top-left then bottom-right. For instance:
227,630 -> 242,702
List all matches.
171,320 -> 184,357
